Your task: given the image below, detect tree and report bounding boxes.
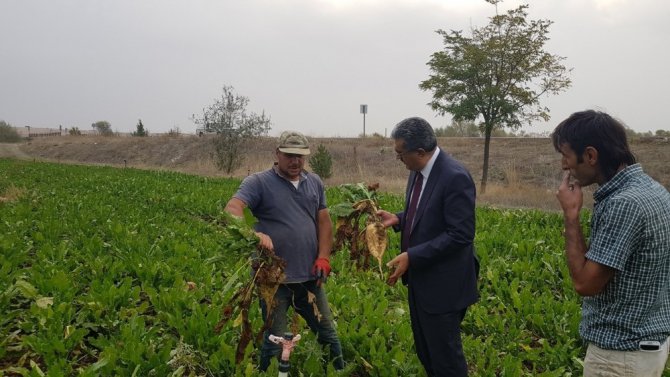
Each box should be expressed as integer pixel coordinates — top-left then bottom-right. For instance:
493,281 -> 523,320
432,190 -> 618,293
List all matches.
435,120 -> 481,137
132,119 -> 148,137
91,121 -> 113,136
309,144 -> 333,179
0,120 -> 21,143
420,0 -> 571,193
193,85 -> 271,173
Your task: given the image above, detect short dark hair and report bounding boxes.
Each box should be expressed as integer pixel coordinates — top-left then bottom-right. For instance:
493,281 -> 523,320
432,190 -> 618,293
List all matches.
551,110 -> 636,181
391,117 -> 437,152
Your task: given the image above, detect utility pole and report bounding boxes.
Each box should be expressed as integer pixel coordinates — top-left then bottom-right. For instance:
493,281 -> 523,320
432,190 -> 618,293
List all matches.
360,104 -> 367,137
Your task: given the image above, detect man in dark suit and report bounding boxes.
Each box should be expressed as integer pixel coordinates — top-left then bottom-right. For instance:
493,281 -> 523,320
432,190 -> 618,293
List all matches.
378,117 -> 479,376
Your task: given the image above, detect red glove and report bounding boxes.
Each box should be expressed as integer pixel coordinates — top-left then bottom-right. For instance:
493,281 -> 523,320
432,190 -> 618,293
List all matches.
312,257 -> 331,285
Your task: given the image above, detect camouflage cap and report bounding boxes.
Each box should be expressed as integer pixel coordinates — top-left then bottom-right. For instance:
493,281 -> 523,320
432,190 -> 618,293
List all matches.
277,131 -> 310,155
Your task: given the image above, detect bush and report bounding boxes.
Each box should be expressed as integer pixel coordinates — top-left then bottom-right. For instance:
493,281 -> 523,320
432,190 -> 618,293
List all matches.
92,121 -> 113,136
132,119 -> 148,137
166,126 -> 181,137
69,127 -> 82,136
309,144 -> 333,179
0,121 -> 22,143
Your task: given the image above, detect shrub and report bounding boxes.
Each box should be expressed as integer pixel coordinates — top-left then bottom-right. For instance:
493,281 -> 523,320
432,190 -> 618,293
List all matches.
69,127 -> 82,136
132,119 -> 148,137
166,126 -> 181,137
309,143 -> 333,179
92,121 -> 113,136
0,121 -> 21,143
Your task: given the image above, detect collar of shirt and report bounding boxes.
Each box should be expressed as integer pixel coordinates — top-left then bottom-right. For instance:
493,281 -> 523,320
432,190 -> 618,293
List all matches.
412,147 -> 440,202
419,146 -> 440,181
593,163 -> 642,203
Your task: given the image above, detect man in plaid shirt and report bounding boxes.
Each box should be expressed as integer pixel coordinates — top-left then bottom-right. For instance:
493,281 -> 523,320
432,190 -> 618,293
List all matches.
553,110 -> 670,376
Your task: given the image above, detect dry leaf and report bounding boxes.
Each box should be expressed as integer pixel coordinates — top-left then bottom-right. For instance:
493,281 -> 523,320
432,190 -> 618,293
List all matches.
258,283 -> 279,313
307,291 -> 322,322
64,325 -> 74,339
232,312 -> 243,327
35,296 -> 53,309
365,222 -> 388,275
185,281 -> 197,291
335,217 -> 346,230
353,199 -> 374,212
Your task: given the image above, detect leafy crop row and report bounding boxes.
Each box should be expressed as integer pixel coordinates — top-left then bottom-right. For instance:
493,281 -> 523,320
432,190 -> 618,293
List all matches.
2,159 -> 668,376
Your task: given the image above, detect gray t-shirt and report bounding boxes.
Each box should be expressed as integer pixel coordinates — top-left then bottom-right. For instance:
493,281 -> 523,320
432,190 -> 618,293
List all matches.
234,166 -> 327,283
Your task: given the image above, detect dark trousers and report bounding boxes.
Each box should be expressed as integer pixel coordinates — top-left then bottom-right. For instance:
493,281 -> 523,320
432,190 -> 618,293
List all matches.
409,286 -> 468,377
259,281 -> 344,371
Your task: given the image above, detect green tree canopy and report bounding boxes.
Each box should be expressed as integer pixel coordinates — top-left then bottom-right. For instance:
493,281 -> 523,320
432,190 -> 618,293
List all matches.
420,0 -> 571,193
132,119 -> 148,137
0,120 -> 21,143
91,121 -> 113,136
435,120 -> 481,137
193,85 -> 272,173
309,144 -> 333,179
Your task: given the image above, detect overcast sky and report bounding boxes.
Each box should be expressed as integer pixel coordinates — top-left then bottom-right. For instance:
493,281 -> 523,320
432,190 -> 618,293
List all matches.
1,0 -> 668,137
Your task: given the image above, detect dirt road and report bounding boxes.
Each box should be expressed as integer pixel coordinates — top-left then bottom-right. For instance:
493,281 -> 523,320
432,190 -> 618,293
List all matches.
0,143 -> 31,159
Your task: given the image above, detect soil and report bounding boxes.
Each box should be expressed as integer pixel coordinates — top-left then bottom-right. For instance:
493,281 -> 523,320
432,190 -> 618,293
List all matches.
0,143 -> 31,159
4,135 -> 669,210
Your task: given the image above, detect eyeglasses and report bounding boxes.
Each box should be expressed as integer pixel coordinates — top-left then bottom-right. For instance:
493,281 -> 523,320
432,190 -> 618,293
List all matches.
395,150 -> 416,159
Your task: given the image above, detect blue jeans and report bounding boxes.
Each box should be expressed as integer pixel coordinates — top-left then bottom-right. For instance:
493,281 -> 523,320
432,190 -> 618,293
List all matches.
259,280 -> 344,371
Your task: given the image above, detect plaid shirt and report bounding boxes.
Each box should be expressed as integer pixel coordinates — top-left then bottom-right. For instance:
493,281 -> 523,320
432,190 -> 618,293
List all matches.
581,164 -> 670,350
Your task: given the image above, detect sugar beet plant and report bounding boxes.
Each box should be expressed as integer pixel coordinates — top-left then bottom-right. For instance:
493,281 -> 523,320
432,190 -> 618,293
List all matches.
205,212 -> 286,365
330,183 -> 388,275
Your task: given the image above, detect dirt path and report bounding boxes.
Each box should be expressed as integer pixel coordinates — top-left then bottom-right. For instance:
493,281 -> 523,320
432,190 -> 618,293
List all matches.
0,143 -> 31,159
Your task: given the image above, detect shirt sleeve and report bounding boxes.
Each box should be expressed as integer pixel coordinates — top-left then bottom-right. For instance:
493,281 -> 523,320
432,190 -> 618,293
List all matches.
586,198 -> 642,271
317,176 -> 327,210
233,174 -> 262,211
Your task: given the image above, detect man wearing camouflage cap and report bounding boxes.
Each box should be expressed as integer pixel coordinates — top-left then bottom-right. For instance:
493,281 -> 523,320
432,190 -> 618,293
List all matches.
225,130 -> 344,371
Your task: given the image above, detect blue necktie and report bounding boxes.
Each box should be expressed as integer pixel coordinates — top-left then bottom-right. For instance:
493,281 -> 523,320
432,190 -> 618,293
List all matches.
402,173 -> 423,252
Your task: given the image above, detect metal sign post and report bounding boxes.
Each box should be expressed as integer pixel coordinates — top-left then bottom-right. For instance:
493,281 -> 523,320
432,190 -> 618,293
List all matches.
360,104 -> 368,137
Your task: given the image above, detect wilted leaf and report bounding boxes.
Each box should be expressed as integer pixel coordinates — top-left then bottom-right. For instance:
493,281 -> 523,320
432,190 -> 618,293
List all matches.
233,312 -> 243,327
30,360 -> 46,376
258,283 -> 279,313
184,281 -> 197,291
359,356 -> 374,372
307,291 -> 322,322
64,325 -> 73,339
365,222 -> 388,275
35,296 -> 53,309
353,199 -> 375,213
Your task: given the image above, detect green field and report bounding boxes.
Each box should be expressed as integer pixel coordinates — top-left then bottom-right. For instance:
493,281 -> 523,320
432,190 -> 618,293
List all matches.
1,159 -> 664,376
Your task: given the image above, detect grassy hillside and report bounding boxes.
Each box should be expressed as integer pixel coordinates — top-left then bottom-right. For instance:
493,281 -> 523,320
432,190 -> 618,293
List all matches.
11,134 -> 670,210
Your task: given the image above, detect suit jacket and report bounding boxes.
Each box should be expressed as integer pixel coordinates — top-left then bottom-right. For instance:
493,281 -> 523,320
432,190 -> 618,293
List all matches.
397,150 -> 479,313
